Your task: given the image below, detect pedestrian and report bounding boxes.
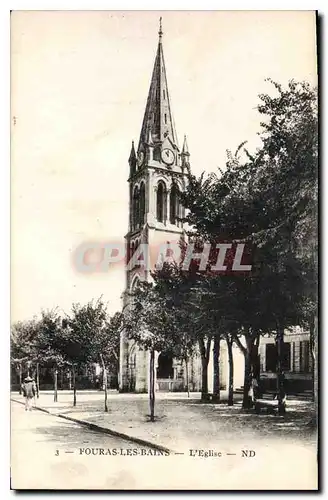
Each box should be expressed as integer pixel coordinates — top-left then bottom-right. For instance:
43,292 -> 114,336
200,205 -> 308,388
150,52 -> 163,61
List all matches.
21,376 -> 36,411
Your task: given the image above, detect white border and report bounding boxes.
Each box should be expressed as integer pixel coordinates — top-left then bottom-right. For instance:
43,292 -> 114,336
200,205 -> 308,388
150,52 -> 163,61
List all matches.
2,2 -> 326,498
2,1 -> 326,10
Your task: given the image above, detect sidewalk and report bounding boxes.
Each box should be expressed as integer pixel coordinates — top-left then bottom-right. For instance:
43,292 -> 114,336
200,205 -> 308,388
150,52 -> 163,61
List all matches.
11,390 -> 316,453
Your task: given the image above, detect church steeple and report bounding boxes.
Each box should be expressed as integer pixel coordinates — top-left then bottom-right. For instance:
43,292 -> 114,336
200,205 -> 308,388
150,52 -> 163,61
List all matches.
138,18 -> 178,153
128,140 -> 137,176
121,19 -> 191,396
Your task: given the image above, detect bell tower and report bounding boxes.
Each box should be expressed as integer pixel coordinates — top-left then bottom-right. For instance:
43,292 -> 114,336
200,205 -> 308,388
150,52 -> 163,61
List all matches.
119,19 -> 191,392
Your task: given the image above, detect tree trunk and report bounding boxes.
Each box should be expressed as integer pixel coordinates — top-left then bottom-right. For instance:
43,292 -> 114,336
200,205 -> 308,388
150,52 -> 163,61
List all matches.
54,368 -> 58,403
116,365 -> 120,392
149,349 -> 155,422
36,362 -> 40,398
226,336 -> 234,406
19,364 -> 22,394
72,366 -> 76,407
100,353 -> 108,413
276,325 -> 286,415
242,351 -> 252,409
213,336 -> 220,401
199,337 -> 211,401
60,369 -> 64,390
252,335 -> 260,379
68,370 -> 72,390
201,357 -> 209,401
185,358 -> 190,398
234,334 -> 254,409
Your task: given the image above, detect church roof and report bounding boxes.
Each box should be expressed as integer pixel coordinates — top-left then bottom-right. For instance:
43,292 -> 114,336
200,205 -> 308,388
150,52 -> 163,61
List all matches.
138,18 -> 178,152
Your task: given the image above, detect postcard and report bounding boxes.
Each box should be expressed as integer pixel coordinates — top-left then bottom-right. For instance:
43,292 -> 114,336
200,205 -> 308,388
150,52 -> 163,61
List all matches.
11,10 -> 318,490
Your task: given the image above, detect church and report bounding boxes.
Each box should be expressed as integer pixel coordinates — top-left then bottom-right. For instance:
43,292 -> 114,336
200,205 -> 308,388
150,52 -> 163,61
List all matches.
118,20 -> 312,395
118,19 -> 202,393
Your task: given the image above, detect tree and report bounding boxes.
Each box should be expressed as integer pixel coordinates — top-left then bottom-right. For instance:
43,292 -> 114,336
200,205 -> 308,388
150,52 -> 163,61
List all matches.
150,249 -> 237,403
152,259 -> 216,401
63,298 -> 108,407
11,317 -> 43,394
35,310 -> 67,402
123,279 -> 185,421
91,310 -> 122,412
248,79 -> 318,411
103,312 -> 122,389
180,79 -> 317,411
225,333 -> 234,406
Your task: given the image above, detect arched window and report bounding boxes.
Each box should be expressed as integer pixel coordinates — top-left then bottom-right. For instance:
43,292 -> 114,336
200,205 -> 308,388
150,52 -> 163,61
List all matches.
132,186 -> 139,229
170,183 -> 180,225
139,182 -> 145,226
156,181 -> 166,223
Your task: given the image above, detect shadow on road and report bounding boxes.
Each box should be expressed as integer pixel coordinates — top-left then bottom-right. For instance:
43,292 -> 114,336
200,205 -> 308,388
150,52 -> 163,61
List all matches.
33,417 -> 133,449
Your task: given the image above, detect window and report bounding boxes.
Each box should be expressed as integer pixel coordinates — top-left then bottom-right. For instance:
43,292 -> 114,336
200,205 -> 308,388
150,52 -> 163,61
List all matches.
132,186 -> 139,229
170,184 -> 180,224
265,342 -> 291,372
265,344 -> 276,372
163,89 -> 166,100
139,183 -> 145,226
282,342 -> 291,372
157,353 -> 174,378
300,340 -> 311,373
156,181 -> 166,222
164,113 -> 167,124
292,342 -> 296,372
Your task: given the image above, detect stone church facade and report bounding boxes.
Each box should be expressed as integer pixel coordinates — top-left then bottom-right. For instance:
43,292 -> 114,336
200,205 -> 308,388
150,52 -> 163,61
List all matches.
118,21 -> 312,395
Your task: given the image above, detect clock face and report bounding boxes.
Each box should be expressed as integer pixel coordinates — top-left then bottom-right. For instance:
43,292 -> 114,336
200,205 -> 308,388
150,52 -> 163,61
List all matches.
161,148 -> 175,166
137,151 -> 144,167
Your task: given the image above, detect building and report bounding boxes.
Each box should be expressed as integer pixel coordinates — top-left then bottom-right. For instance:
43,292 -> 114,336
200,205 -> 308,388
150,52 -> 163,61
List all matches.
259,327 -> 313,393
119,20 -> 202,392
119,21 -> 312,395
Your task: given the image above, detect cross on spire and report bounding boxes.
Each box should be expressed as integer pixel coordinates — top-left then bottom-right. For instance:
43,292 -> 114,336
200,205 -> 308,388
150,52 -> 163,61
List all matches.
159,17 -> 163,41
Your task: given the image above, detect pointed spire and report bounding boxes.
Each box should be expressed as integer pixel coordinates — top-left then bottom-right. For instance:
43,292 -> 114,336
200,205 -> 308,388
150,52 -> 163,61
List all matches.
128,141 -> 136,162
129,140 -> 137,176
138,19 -> 178,152
182,135 -> 190,155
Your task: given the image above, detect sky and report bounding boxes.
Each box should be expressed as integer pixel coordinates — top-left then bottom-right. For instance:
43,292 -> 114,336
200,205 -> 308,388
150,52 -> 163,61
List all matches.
11,10 -> 317,322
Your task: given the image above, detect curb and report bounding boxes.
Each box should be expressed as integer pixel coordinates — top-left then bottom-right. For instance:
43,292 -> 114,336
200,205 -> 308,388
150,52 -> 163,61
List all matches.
11,398 -> 172,454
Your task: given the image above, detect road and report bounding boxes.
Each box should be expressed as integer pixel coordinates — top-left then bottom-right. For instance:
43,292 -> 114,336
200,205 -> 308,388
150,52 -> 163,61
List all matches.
11,400 -> 317,490
10,400 -> 165,490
